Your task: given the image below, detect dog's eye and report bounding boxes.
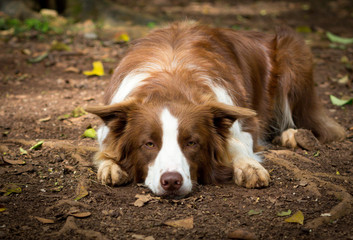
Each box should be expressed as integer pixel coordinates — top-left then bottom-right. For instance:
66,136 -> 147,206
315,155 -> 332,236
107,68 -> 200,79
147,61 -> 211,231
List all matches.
144,142 -> 155,149
186,141 -> 197,147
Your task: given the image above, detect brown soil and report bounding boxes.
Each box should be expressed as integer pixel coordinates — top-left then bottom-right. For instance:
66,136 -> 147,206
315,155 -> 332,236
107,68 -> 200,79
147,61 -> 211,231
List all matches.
1,1 -> 353,239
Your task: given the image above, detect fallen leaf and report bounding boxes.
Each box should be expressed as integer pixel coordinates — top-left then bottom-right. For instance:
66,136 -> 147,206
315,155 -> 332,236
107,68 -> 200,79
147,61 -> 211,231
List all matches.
71,212 -> 91,218
132,234 -> 155,240
50,40 -> 71,51
330,95 -> 353,106
134,194 -> 152,207
34,216 -> 55,224
1,183 -> 22,196
71,106 -> 87,118
296,26 -> 311,33
4,159 -> 26,165
22,49 -> 31,55
337,75 -> 349,85
51,186 -> 63,192
30,140 -> 44,150
340,56 -> 349,64
28,52 -> 49,63
115,33 -> 130,42
326,32 -> 353,45
313,151 -> 320,157
82,128 -> 96,139
277,209 -> 292,217
0,207 -> 6,212
74,183 -> 88,201
83,61 -> 104,76
336,170 -> 340,175
320,213 -> 331,217
248,209 -> 262,216
57,113 -> 71,120
285,210 -> 304,225
38,116 -> 51,122
65,66 -> 80,73
228,229 -> 257,240
164,217 -> 194,229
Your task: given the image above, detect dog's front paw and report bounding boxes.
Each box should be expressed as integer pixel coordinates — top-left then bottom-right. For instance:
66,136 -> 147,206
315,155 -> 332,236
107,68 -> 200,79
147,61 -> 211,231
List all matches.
97,160 -> 129,186
233,159 -> 270,188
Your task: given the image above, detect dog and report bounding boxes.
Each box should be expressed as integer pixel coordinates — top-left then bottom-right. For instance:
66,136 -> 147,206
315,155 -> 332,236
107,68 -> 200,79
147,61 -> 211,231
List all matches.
86,22 -> 346,197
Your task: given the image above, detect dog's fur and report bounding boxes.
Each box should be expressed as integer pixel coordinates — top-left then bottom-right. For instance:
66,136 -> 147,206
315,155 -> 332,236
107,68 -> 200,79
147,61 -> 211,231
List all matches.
86,22 -> 346,196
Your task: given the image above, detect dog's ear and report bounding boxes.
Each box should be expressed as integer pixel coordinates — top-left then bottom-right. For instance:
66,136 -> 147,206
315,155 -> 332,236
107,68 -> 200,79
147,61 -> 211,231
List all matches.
208,102 -> 257,131
85,99 -> 138,125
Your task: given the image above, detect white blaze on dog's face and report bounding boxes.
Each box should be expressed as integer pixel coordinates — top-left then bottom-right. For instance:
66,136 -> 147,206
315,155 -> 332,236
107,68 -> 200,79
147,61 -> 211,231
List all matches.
144,108 -> 192,196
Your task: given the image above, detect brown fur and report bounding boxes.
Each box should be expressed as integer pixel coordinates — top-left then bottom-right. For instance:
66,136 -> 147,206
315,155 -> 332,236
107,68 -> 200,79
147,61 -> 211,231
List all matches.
87,22 -> 346,186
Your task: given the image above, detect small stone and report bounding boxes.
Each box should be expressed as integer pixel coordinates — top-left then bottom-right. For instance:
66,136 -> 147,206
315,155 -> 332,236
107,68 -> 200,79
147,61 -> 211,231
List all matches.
84,32 -> 98,40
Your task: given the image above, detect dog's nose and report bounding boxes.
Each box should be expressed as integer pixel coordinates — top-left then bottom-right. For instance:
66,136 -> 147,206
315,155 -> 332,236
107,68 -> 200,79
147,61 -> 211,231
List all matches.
160,172 -> 183,192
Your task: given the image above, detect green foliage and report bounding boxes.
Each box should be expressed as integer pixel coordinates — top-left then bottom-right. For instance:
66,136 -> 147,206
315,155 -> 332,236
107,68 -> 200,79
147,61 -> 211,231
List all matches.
0,16 -> 61,35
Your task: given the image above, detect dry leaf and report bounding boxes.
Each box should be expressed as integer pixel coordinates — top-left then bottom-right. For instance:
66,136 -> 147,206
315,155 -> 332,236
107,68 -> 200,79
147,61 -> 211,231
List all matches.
38,116 -> 51,122
34,216 -> 55,224
71,212 -> 91,218
164,217 -> 194,229
134,194 -> 152,207
132,234 -> 155,240
285,210 -> 304,225
74,183 -> 88,201
65,66 -> 80,73
248,209 -> 262,216
4,159 -> 26,165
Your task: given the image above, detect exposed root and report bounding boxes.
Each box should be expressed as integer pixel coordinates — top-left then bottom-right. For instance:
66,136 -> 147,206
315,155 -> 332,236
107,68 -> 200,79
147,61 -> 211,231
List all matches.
265,150 -> 353,230
49,216 -> 108,240
45,199 -> 91,214
264,150 -> 321,196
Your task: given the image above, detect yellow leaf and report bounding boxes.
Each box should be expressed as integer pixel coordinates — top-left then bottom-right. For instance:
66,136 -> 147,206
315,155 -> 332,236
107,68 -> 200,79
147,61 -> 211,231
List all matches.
336,170 -> 340,175
115,33 -> 130,42
74,183 -> 88,201
0,208 -> 6,212
83,61 -> 104,76
285,210 -> 304,225
1,183 -> 22,196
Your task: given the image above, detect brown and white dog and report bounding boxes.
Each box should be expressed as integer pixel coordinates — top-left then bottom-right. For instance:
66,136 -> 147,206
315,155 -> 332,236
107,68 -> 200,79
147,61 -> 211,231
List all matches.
86,22 -> 346,197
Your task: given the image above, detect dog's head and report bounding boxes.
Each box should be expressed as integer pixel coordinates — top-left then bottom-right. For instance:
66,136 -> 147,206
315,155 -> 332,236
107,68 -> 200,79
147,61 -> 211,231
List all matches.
87,100 -> 255,196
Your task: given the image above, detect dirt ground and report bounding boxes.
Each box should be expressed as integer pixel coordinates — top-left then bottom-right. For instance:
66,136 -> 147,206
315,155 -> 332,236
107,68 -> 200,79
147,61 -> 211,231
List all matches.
0,1 -> 353,239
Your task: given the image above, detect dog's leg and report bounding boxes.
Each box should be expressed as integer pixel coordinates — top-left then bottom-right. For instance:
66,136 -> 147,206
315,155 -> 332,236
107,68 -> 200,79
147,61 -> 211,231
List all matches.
229,122 -> 270,188
95,158 -> 129,186
274,28 -> 346,143
95,125 -> 129,186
